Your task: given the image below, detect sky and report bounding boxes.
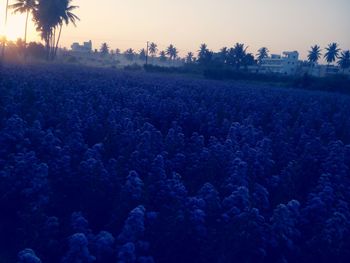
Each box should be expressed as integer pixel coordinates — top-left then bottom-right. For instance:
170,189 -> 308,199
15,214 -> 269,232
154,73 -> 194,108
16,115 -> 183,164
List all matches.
1,0 -> 350,59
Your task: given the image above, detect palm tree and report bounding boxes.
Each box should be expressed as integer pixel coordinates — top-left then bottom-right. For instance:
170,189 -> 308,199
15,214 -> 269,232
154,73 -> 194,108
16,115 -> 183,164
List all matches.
171,47 -> 178,60
307,45 -> 322,65
324,43 -> 340,66
33,0 -> 61,59
159,50 -> 167,62
198,43 -> 212,65
220,47 -> 228,64
139,48 -> 146,61
33,0 -> 79,60
228,43 -> 248,70
338,50 -> 350,73
242,53 -> 256,69
124,48 -> 135,61
186,52 -> 194,63
166,44 -> 178,60
53,0 -> 79,59
257,47 -> 269,65
149,42 -> 158,57
198,43 -> 208,58
1,0 -> 10,61
9,0 -> 36,45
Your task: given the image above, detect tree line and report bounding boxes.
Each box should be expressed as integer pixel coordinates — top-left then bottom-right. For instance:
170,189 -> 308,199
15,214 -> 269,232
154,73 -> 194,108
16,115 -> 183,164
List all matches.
98,41 -> 350,72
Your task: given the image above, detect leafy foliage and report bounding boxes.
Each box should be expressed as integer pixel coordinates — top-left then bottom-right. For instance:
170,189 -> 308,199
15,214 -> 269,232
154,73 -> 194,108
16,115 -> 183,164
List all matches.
0,64 -> 350,262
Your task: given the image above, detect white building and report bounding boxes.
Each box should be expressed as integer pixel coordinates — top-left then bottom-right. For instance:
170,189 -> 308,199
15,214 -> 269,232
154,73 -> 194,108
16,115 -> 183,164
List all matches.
306,64 -> 350,78
260,51 -> 299,75
71,41 -> 92,53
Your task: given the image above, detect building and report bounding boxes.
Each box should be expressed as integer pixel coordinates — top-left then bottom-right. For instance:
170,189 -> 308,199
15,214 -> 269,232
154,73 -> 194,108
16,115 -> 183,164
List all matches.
71,41 -> 92,53
260,51 -> 300,75
306,64 -> 350,78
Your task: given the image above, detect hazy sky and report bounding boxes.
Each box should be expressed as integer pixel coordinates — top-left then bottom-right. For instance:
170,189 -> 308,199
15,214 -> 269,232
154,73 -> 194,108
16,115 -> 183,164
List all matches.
1,0 -> 350,58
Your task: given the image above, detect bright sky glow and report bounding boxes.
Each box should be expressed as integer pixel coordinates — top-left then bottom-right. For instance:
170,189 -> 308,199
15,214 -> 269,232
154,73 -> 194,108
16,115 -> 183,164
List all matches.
1,0 -> 349,59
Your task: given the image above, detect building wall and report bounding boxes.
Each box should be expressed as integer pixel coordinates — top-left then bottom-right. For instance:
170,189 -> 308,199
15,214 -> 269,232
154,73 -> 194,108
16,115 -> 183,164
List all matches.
71,41 -> 92,53
260,51 -> 299,75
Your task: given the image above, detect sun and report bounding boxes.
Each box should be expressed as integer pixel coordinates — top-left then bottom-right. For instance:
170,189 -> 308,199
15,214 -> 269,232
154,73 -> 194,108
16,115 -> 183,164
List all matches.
0,7 -> 38,42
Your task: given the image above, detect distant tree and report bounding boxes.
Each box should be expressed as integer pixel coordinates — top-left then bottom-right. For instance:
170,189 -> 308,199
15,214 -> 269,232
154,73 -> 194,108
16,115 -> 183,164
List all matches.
243,53 -> 256,69
26,42 -> 46,59
186,52 -> 194,64
100,43 -> 109,56
228,43 -> 248,70
115,48 -> 121,55
9,0 -> 36,46
139,48 -> 147,61
337,50 -> 350,72
257,47 -> 269,65
166,44 -> 178,60
198,44 -> 208,60
149,42 -> 158,57
197,43 -> 212,65
324,43 -> 340,66
308,45 -> 322,65
220,47 -> 229,64
16,38 -> 26,52
124,48 -> 135,61
159,50 -> 167,62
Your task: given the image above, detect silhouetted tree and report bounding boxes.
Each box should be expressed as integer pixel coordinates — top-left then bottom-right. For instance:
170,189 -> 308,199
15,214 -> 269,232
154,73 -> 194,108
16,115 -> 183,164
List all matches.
159,50 -> 167,62
53,0 -> 80,59
100,43 -> 109,56
243,53 -> 256,69
124,48 -> 135,61
257,47 -> 269,65
149,42 -> 158,57
228,43 -> 248,70
1,0 -> 9,61
219,47 -> 229,64
139,48 -> 147,61
197,43 -> 212,65
324,43 -> 340,66
166,44 -> 178,60
33,0 -> 79,60
186,52 -> 194,64
308,45 -> 322,65
338,50 -> 350,72
9,0 -> 36,46
26,42 -> 46,59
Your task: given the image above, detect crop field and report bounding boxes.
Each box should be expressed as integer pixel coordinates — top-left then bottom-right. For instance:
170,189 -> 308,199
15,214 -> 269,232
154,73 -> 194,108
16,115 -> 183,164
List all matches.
0,65 -> 350,262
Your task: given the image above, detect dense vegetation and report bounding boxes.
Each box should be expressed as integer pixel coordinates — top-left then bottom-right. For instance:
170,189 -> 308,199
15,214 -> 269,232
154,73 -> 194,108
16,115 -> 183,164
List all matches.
1,65 -> 350,262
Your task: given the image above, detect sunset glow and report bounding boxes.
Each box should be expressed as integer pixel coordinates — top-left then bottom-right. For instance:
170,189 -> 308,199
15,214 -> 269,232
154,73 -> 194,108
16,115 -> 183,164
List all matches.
1,0 -> 350,58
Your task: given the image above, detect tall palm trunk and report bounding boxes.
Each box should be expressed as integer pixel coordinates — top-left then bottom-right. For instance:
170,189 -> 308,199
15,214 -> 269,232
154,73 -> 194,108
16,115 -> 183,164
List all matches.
23,10 -> 29,60
24,10 -> 29,45
54,24 -> 63,59
51,27 -> 56,60
1,0 -> 9,62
